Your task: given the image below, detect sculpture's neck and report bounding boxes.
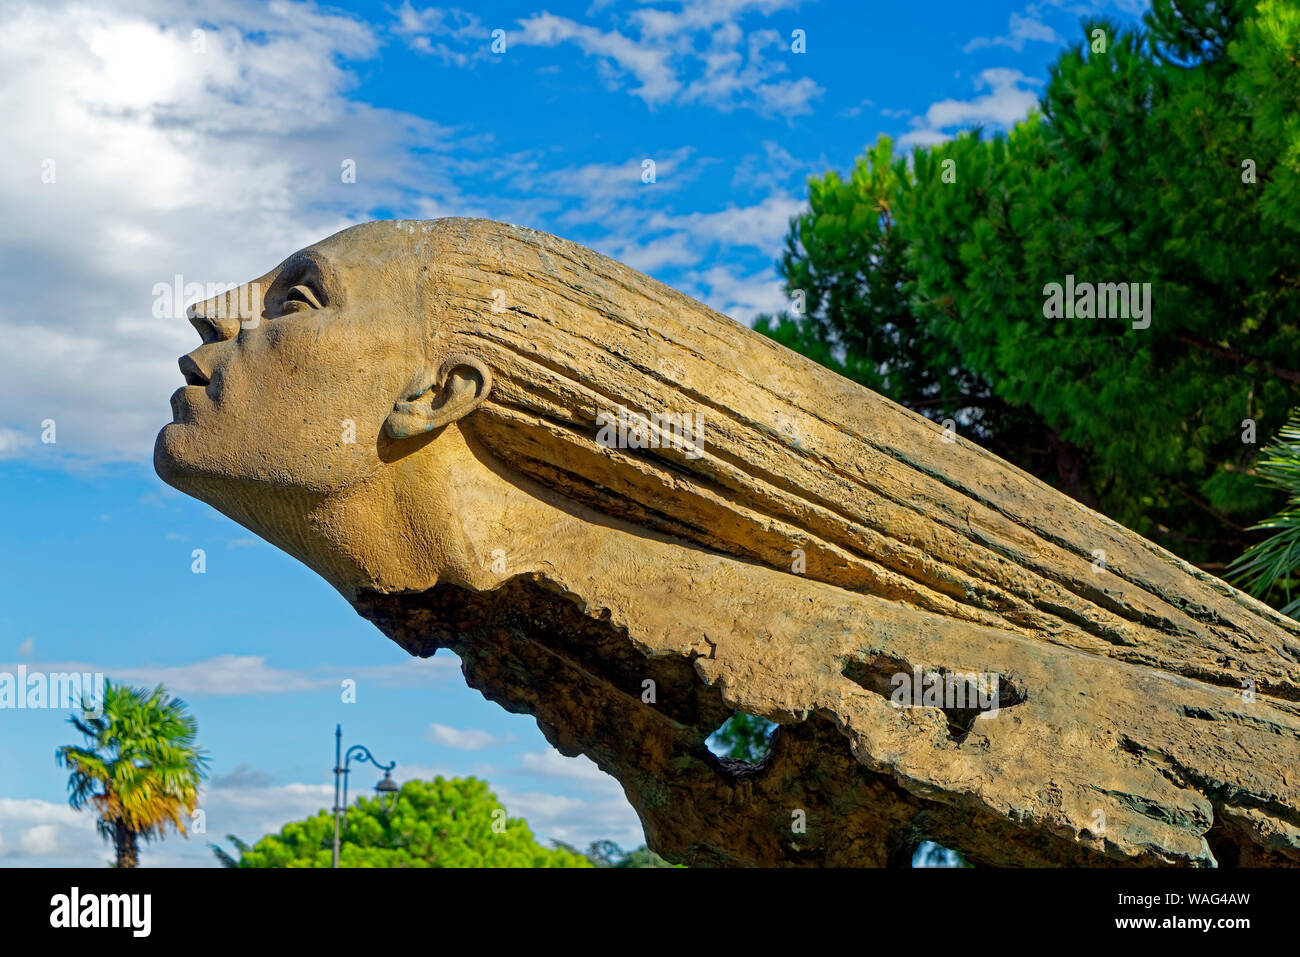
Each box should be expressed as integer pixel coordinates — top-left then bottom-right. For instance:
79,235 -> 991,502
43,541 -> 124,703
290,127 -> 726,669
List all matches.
299,426 -> 813,655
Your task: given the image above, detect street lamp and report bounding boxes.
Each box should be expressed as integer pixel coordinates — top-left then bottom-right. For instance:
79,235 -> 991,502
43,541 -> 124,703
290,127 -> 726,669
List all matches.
374,769 -> 399,810
331,724 -> 398,868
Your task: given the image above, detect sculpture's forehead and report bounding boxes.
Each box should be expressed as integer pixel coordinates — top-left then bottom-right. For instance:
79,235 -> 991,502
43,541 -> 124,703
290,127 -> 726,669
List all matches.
300,220 -> 425,267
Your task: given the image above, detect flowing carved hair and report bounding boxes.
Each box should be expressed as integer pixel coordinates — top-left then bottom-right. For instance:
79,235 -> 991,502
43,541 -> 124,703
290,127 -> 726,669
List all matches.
409,218 -> 1300,701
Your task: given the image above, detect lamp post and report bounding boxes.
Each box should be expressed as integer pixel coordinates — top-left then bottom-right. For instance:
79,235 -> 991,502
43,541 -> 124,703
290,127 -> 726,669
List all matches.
331,724 -> 398,868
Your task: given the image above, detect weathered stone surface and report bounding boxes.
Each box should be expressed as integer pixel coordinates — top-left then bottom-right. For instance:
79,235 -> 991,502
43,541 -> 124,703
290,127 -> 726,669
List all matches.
156,218 -> 1300,867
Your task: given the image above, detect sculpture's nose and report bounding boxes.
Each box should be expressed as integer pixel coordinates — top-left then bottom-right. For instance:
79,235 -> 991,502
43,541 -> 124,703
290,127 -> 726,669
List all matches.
186,281 -> 261,343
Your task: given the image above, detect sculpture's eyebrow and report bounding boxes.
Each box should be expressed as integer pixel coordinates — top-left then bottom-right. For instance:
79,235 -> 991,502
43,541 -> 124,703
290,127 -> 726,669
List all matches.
271,250 -> 341,309
276,252 -> 324,285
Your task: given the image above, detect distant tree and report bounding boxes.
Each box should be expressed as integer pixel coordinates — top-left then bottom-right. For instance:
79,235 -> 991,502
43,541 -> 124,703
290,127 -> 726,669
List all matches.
584,838 -> 625,867
552,838 -> 625,867
611,845 -> 678,868
708,713 -> 776,764
759,0 -> 1300,574
553,839 -> 680,868
237,776 -> 590,867
913,841 -> 972,868
56,681 -> 207,868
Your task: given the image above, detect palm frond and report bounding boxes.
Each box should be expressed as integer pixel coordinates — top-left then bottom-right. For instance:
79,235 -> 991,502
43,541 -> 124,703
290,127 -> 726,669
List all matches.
55,679 -> 209,862
1229,408 -> 1300,616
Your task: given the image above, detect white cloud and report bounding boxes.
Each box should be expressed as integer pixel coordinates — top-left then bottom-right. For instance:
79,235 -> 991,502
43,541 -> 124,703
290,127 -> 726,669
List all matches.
150,781 -> 337,867
500,750 -> 643,848
16,637 -> 34,659
0,653 -> 458,697
394,0 -> 820,116
113,655 -> 317,695
613,233 -> 700,273
646,192 -> 805,250
0,798 -> 100,866
965,12 -> 1061,53
0,427 -> 33,458
897,128 -> 954,148
517,749 -> 614,784
963,0 -> 1149,54
898,68 -> 1041,147
513,13 -> 681,104
579,193 -> 801,325
837,97 -> 876,119
18,824 -> 61,855
494,785 -> 643,849
427,722 -> 501,750
517,147 -> 704,228
0,783 -> 335,867
0,0 -> 466,465
0,0 -> 821,469
0,747 -> 646,866
629,0 -> 803,37
677,22 -> 820,116
682,266 -> 790,325
390,2 -> 488,65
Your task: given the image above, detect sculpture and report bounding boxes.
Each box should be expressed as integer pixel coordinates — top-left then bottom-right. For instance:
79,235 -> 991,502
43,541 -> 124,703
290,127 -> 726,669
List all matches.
156,218 -> 1300,866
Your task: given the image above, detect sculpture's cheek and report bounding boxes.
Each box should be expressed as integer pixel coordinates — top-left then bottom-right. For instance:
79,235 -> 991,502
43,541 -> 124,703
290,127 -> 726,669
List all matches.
155,313 -> 416,496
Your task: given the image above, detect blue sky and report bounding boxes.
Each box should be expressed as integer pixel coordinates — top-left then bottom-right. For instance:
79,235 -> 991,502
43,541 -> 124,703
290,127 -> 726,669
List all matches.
0,0 -> 1146,865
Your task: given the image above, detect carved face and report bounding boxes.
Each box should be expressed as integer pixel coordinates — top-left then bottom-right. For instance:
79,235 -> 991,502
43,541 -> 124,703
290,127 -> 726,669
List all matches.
154,221 -> 432,497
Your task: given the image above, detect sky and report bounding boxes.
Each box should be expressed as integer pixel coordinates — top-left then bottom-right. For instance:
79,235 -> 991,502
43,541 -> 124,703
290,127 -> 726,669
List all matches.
0,0 -> 1148,866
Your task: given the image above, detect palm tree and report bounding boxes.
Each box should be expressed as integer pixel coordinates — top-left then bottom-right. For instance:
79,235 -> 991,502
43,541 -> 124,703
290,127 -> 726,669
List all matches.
56,681 -> 208,868
210,834 -> 251,868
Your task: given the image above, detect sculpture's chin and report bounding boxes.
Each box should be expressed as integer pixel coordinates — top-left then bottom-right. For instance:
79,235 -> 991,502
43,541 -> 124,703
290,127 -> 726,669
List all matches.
153,423 -> 200,491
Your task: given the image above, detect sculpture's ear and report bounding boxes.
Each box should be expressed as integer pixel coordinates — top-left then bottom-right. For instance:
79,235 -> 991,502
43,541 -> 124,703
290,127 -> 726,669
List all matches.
384,354 -> 493,440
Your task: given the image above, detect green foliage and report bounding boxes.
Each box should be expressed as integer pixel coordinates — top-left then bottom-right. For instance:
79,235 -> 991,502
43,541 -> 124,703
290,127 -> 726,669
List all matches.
55,681 -> 208,868
609,845 -> 677,867
553,839 -> 679,867
760,0 -> 1300,573
1230,409 -> 1300,615
1229,0 -> 1300,226
210,833 -> 251,868
914,841 -> 973,868
707,712 -> 776,764
237,776 -> 592,868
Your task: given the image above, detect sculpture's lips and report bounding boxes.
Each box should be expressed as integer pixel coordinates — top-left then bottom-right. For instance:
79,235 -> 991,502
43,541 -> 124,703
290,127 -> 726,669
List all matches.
169,385 -> 205,422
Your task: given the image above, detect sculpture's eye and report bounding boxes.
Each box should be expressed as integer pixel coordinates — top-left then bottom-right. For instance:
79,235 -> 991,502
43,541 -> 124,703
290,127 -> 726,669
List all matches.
281,283 -> 324,311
